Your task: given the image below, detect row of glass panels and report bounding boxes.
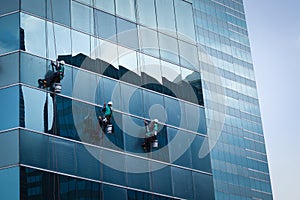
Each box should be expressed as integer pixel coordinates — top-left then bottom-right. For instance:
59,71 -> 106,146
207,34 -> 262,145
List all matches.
0,130 -> 215,199
0,85 -> 210,173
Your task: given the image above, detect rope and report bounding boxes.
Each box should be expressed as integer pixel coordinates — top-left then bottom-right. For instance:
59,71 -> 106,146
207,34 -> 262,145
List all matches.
49,0 -> 58,60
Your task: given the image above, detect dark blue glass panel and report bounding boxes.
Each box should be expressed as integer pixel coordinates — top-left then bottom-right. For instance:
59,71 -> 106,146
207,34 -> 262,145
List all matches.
164,97 -> 182,127
0,130 -> 19,168
171,167 -> 194,199
0,167 -> 19,199
47,0 -> 71,26
0,0 -> 19,15
121,84 -> 144,117
103,184 -> 126,200
22,0 -> 46,18
193,172 -> 215,200
94,10 -> 117,42
102,149 -> 126,186
191,135 -> 212,173
185,103 -> 207,134
103,78 -> 121,110
0,13 -> 19,55
143,90 -> 165,122
0,86 -> 19,131
150,162 -> 173,196
0,53 -> 19,87
126,156 -> 150,190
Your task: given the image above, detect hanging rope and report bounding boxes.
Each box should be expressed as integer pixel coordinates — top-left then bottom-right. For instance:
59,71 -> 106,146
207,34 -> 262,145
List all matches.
49,0 -> 58,61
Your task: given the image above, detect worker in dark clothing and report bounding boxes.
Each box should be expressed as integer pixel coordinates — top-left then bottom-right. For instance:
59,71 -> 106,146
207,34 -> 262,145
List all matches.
38,60 -> 65,90
142,119 -> 158,152
98,101 -> 113,133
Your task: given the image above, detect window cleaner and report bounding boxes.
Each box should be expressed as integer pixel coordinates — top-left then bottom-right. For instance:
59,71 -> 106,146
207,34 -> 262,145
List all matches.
142,119 -> 159,152
98,101 -> 113,134
38,60 -> 65,93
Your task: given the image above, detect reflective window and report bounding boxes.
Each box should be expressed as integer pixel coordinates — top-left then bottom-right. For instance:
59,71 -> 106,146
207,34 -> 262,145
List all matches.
171,167 -> 194,199
118,46 -> 141,85
174,0 -> 195,41
99,40 -> 119,79
0,0 -> 19,16
0,167 -> 19,200
102,150 -> 126,186
47,22 -> 71,61
0,13 -> 19,55
158,33 -> 179,65
95,0 -> 115,15
0,130 -> 19,168
164,97 -> 183,127
71,1 -> 94,34
138,26 -> 159,57
193,172 -> 215,200
140,54 -> 162,91
179,40 -> 199,71
156,0 -> 176,36
117,18 -> 138,50
184,103 -> 207,134
161,60 -> 181,98
181,68 -> 204,105
115,0 -> 136,22
21,13 -> 46,57
167,128 -> 192,168
103,184 -> 127,200
71,30 -> 90,67
150,162 -> 173,196
136,0 -> 156,28
191,135 -> 212,172
126,156 -> 150,190
0,53 -> 19,87
46,0 -> 71,26
102,78 -> 121,110
0,86 -> 19,131
94,10 -> 117,41
143,90 -> 165,122
21,0 -> 46,18
121,85 -> 144,117
123,115 -> 145,154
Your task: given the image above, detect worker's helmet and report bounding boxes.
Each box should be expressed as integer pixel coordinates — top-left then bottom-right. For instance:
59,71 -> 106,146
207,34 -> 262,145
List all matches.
108,101 -> 113,106
59,60 -> 65,65
153,119 -> 158,123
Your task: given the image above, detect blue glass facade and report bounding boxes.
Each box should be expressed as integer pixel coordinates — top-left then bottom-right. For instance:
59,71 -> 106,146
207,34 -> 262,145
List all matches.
0,0 -> 271,199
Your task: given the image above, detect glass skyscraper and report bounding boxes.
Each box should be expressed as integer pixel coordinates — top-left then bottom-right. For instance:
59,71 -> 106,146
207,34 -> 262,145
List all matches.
0,0 -> 272,199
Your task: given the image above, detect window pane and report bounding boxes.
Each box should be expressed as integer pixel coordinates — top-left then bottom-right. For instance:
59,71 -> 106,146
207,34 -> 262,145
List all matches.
21,0 -> 46,18
94,10 -> 117,42
0,53 -> 19,87
174,0 -> 195,41
171,167 -> 194,199
102,78 -> 121,110
47,0 -> 71,26
0,86 -> 19,131
0,0 -> 19,15
126,156 -> 150,190
117,18 -> 138,50
136,0 -> 156,28
150,162 -> 173,196
193,172 -> 215,200
161,60 -> 181,98
121,84 -> 144,117
0,130 -> 19,168
140,54 -> 162,91
185,103 -> 207,134
99,40 -> 119,79
191,135 -> 212,173
21,13 -> 46,57
118,46 -> 141,85
115,0 -> 136,22
158,33 -> 179,65
103,184 -> 127,200
143,90 -> 164,122
72,30 -> 90,67
156,0 -> 176,36
47,22 -> 71,61
138,26 -> 159,57
71,1 -> 94,34
164,97 -> 184,127
179,40 -> 199,71
95,0 -> 115,15
0,167 -> 19,200
0,13 -> 19,55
